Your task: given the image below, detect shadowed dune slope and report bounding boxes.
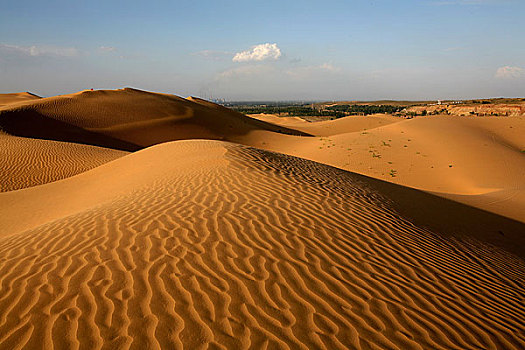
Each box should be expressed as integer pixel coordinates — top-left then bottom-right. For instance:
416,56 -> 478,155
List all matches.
0,140 -> 523,349
0,92 -> 41,107
0,132 -> 127,191
0,88 -> 310,151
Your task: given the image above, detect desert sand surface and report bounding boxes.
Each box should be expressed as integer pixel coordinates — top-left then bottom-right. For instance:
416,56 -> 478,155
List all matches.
0,89 -> 524,349
251,113 -> 400,136
1,141 -> 524,349
250,114 -> 525,222
0,92 -> 41,107
0,88 -> 309,151
0,132 -> 127,191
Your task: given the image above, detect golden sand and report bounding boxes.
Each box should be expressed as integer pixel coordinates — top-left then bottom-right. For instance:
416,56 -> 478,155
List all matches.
0,89 -> 523,349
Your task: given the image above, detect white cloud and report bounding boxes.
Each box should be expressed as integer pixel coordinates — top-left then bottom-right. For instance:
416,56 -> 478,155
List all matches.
0,43 -> 79,57
232,43 -> 281,62
495,66 -> 525,79
99,46 -> 116,52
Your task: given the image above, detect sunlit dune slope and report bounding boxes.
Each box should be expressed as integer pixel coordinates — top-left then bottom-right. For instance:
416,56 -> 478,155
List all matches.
245,114 -> 309,126
1,89 -> 522,221
0,92 -> 41,107
0,88 -> 310,151
0,132 -> 127,191
0,140 -> 523,349
251,113 -> 400,136
251,115 -> 525,222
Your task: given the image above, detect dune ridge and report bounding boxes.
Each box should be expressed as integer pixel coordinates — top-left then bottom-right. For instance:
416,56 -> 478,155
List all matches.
0,88 -> 310,151
0,133 -> 127,191
253,115 -> 525,222
3,88 -> 522,222
251,113 -> 400,136
0,141 -> 523,349
0,92 -> 41,107
1,88 -> 524,349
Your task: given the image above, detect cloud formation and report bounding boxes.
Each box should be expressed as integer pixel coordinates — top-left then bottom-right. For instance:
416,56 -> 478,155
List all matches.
99,46 -> 116,52
495,66 -> 525,79
233,43 -> 281,62
0,44 -> 79,57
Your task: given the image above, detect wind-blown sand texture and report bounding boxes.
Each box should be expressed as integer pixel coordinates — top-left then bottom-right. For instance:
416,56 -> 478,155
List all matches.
0,133 -> 127,191
0,141 -> 524,349
0,89 -> 524,349
253,115 -> 525,222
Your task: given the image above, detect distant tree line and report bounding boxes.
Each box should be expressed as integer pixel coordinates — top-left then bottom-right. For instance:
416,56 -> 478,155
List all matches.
326,105 -> 405,115
231,106 -> 346,118
231,104 -> 407,118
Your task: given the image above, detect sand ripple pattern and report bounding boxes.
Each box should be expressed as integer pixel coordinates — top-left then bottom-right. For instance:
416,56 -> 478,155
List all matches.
0,143 -> 523,349
0,133 -> 127,192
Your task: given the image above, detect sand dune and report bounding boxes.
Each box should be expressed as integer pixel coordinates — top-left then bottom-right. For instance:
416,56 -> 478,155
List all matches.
251,113 -> 400,136
0,132 -> 127,191
249,114 -> 310,126
250,115 -> 525,222
0,88 -> 309,151
1,89 -> 524,349
2,89 -> 522,221
4,89 -> 520,220
0,92 -> 41,107
0,140 -> 523,349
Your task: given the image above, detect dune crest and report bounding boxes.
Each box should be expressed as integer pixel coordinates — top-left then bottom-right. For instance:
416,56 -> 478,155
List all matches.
0,88 -> 310,151
0,92 -> 41,107
252,114 -> 525,222
0,141 -> 523,349
1,88 -> 524,349
0,133 -> 127,191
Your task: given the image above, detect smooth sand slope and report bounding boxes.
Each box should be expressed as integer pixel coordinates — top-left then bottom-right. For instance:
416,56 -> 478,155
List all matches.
251,115 -> 525,222
0,92 -> 41,107
251,113 -> 400,136
0,141 -> 523,349
0,88 -> 309,151
0,132 -> 127,191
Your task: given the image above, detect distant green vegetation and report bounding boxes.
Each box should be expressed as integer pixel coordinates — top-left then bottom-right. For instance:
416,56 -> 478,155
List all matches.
231,103 -> 405,118
231,106 -> 346,118
326,104 -> 405,115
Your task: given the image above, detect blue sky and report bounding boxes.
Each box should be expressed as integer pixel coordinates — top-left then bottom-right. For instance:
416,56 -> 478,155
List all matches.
1,0 -> 524,100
